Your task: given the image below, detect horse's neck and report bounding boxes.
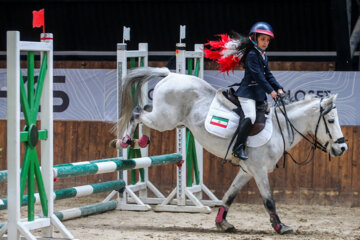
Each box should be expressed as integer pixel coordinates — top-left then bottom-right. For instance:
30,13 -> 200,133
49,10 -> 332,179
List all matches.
276,100 -> 318,151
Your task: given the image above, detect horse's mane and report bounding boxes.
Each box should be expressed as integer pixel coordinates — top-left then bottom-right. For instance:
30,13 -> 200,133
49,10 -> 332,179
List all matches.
273,94 -> 320,111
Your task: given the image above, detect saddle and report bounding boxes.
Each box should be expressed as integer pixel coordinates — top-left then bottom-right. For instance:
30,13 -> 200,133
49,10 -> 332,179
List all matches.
221,88 -> 268,136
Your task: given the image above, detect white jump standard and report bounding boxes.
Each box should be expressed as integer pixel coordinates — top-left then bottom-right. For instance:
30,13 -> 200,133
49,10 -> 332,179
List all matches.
2,31 -> 75,240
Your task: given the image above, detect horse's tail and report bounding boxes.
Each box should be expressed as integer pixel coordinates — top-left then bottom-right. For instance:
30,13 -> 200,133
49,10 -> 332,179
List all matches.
113,67 -> 170,137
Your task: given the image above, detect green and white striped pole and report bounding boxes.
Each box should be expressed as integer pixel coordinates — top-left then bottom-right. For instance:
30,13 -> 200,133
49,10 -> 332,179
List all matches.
54,201 -> 117,221
0,180 -> 125,210
0,153 -> 182,182
54,154 -> 182,179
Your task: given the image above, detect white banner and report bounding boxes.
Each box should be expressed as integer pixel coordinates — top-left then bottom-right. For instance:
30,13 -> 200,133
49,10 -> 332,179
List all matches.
0,69 -> 358,125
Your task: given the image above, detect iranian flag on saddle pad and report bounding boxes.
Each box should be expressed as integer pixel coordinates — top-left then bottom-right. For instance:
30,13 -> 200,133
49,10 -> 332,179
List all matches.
205,96 -> 240,139
210,116 -> 229,128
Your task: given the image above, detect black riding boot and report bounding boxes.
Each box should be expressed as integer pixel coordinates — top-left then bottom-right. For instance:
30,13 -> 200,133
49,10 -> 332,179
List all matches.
232,118 -> 252,160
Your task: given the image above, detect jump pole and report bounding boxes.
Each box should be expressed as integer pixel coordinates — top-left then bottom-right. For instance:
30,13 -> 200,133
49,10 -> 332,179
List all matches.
3,31 -> 75,240
0,153 -> 181,224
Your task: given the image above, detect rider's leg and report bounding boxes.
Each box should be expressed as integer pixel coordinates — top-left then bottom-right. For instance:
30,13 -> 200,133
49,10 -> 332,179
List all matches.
232,97 -> 256,160
253,170 -> 293,234
216,170 -> 252,232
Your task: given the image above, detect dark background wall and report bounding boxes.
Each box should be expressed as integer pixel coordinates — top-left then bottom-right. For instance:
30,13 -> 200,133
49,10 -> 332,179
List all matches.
0,0 -> 358,53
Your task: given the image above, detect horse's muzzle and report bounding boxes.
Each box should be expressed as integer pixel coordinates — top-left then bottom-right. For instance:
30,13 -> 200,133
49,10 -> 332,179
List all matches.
331,143 -> 348,156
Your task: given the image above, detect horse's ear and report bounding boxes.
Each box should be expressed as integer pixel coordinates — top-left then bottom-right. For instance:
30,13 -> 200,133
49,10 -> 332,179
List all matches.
333,93 -> 338,103
321,94 -> 337,108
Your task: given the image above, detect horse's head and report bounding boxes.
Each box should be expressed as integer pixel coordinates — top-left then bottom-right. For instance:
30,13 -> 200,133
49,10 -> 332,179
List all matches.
310,94 -> 348,156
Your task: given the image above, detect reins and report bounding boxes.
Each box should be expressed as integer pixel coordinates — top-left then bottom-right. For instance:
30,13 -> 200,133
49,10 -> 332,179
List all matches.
274,96 -> 335,167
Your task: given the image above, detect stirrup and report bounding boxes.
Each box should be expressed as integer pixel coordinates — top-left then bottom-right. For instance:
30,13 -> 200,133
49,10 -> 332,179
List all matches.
232,145 -> 248,160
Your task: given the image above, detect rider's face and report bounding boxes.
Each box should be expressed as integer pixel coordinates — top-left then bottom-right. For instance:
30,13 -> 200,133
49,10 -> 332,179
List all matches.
257,34 -> 271,50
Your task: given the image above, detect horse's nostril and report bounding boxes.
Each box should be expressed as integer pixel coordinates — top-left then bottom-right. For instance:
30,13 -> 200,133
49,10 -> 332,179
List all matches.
341,147 -> 346,152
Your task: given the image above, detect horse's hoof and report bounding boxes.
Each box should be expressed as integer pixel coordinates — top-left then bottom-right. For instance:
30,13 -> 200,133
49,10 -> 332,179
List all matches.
138,135 -> 150,148
215,220 -> 236,233
120,135 -> 132,148
274,223 -> 293,235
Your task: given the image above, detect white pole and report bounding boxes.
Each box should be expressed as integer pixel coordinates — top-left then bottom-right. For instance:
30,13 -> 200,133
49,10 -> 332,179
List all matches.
116,43 -> 128,196
7,30 -> 21,240
175,43 -> 186,205
40,33 -> 54,237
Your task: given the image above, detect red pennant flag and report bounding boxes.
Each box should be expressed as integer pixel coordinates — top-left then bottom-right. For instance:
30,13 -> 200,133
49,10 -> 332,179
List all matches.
32,9 -> 45,33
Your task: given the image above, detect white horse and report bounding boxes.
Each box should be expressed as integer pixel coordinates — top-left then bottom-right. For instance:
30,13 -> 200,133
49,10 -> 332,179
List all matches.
113,67 -> 348,234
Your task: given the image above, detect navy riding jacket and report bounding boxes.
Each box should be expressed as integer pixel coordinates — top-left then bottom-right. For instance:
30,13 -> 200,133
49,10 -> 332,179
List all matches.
234,48 -> 283,102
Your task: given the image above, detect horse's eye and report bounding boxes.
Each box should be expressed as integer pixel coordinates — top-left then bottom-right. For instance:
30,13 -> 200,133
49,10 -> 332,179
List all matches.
328,119 -> 335,124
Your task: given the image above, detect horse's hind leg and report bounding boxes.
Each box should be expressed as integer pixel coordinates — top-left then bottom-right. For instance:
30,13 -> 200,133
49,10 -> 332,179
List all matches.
216,170 -> 252,232
252,170 -> 293,235
110,106 -> 149,148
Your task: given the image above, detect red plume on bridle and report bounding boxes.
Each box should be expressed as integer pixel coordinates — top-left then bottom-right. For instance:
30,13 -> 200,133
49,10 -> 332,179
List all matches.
204,34 -> 242,73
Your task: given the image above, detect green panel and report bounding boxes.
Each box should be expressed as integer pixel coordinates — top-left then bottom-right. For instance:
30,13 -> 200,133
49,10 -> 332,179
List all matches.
27,52 -> 35,109
33,152 -> 48,217
187,58 -> 193,75
128,126 -> 141,185
130,58 -> 136,69
140,57 -> 144,67
28,158 -> 35,221
20,130 -> 47,142
19,71 -> 32,126
38,130 -> 48,140
194,58 -> 200,77
20,147 -> 32,203
186,129 -> 193,187
32,53 -> 47,122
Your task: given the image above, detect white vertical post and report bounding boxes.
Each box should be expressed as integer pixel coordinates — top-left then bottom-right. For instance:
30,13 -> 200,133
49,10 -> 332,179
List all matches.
176,43 -> 186,74
194,44 -> 204,193
116,43 -> 128,201
176,128 -> 187,205
40,33 -> 54,237
138,42 -> 149,199
195,44 -> 204,79
7,30 -> 21,240
175,43 -> 186,205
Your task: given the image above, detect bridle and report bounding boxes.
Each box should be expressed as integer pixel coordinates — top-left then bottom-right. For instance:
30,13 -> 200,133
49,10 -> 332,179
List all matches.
274,96 -> 348,167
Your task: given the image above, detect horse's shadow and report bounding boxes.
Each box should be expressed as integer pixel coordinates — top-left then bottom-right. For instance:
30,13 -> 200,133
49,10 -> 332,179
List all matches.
115,224 -> 272,235
115,225 -> 332,237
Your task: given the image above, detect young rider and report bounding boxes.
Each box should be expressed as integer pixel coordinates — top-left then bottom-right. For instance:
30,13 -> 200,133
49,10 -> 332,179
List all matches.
205,22 -> 285,161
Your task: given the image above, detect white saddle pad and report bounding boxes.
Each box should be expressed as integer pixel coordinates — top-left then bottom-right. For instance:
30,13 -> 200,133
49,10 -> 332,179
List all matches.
204,95 -> 273,148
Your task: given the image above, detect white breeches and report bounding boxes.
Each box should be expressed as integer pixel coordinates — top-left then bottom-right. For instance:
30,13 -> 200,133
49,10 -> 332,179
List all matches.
238,97 -> 256,124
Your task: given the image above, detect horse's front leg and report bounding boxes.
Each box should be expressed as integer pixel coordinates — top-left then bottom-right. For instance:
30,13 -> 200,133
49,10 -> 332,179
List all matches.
253,170 -> 293,235
215,170 -> 252,232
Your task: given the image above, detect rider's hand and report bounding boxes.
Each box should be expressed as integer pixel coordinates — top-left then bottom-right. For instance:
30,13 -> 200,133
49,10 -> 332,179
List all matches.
278,89 -> 285,97
270,90 -> 277,99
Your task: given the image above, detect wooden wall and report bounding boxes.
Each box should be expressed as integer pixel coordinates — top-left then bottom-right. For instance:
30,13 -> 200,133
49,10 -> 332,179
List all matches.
0,120 -> 358,206
0,60 -> 353,206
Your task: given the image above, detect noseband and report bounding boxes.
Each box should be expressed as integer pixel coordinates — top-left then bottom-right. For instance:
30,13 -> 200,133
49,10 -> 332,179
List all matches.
274,96 -> 347,166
